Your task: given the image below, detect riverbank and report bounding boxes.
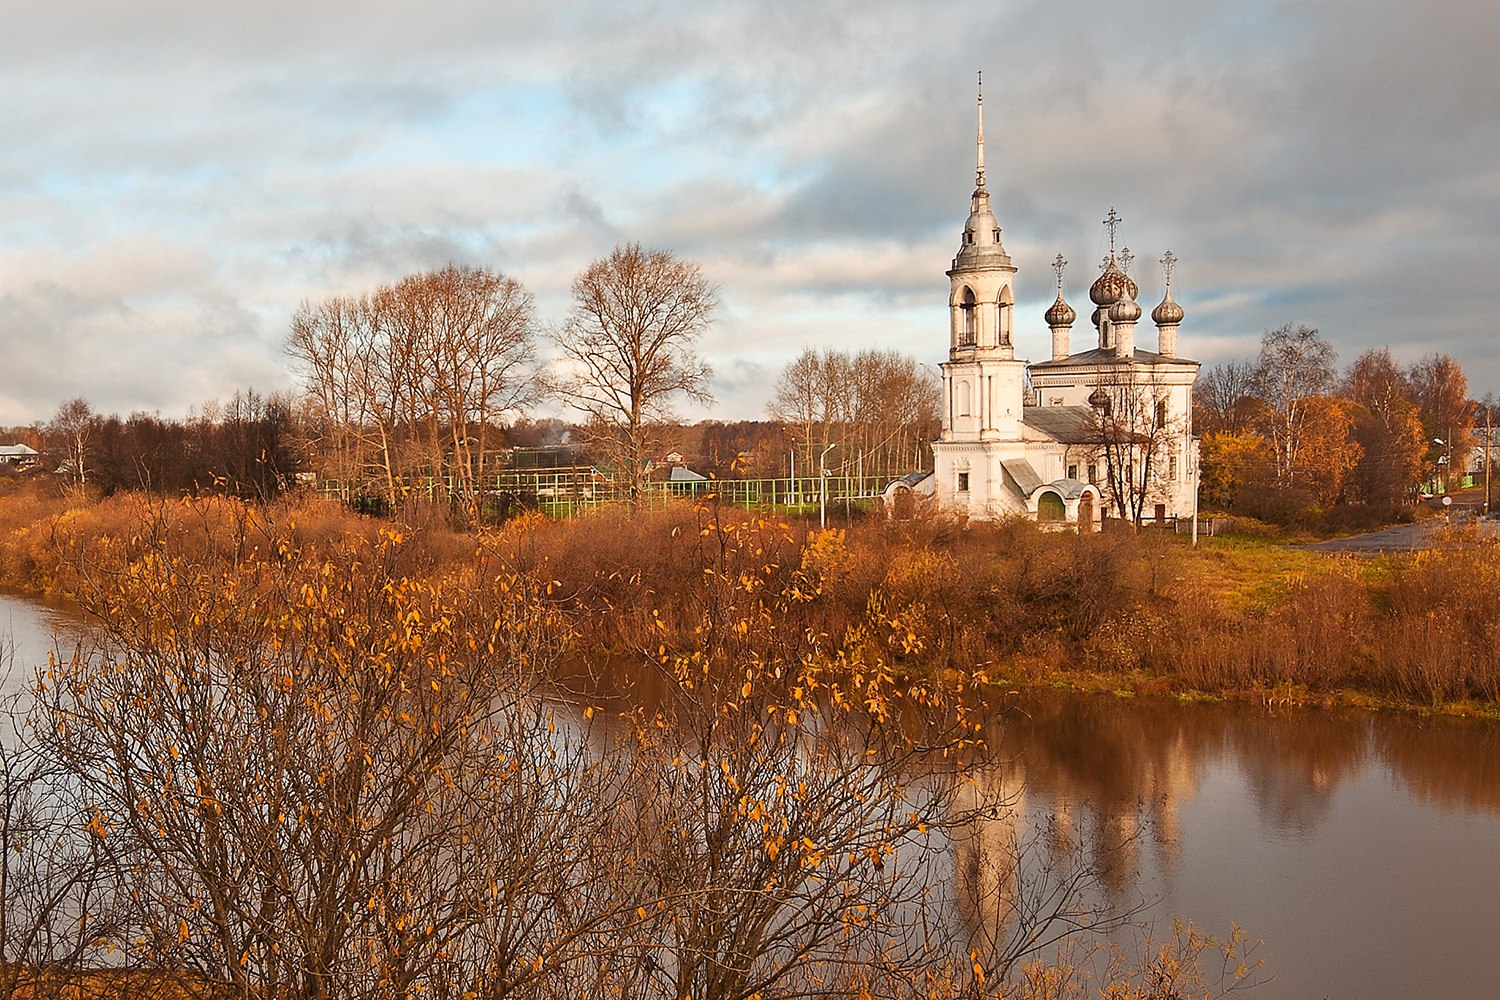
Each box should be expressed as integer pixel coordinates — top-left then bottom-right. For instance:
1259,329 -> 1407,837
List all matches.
1,482 -> 1496,716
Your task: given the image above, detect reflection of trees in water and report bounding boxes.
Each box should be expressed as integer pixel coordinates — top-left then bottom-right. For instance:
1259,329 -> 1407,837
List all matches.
951,691 -> 1402,971
1228,711 -> 1366,834
1374,716 -> 1500,815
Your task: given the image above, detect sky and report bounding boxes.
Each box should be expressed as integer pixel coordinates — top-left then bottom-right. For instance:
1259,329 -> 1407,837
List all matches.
3,0 -> 1498,427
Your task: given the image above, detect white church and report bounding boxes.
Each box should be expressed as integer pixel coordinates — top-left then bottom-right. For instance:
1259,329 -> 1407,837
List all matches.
903,84 -> 1200,529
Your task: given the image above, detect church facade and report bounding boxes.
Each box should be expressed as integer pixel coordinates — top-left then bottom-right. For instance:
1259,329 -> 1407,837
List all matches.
923,87 -> 1200,528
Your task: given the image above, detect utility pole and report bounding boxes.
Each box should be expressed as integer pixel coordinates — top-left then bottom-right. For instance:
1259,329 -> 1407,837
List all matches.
1485,401 -> 1493,516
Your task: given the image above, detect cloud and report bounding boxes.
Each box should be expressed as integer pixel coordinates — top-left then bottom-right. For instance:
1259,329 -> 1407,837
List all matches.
0,0 -> 1495,428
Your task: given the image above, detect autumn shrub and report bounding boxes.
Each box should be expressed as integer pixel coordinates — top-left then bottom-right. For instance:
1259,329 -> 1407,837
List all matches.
7,487 -> 1499,712
35,506 -> 603,999
1377,537 -> 1500,702
0,482 -> 78,592
485,500 -> 804,662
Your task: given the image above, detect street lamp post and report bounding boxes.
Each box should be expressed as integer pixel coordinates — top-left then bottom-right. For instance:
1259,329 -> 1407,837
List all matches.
1433,437 -> 1449,498
1190,444 -> 1200,547
819,443 -> 837,530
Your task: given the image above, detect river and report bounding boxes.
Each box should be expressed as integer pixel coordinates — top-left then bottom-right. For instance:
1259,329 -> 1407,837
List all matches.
984,691 -> 1500,997
3,592 -> 1498,997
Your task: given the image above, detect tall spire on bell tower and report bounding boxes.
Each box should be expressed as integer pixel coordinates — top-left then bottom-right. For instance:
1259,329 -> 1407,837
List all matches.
976,71 -> 986,189
952,70 -> 1010,272
948,71 -> 1015,358
940,70 -> 1022,451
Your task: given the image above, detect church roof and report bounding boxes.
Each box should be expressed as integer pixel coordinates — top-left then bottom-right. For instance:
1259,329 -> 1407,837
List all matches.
1000,459 -> 1045,497
1021,405 -> 1100,444
1029,347 -> 1200,369
1048,478 -> 1092,500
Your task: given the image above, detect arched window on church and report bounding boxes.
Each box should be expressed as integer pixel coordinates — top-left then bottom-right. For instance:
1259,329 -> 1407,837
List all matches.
1155,398 -> 1168,429
957,380 -> 972,416
960,288 -> 977,346
997,286 -> 1014,347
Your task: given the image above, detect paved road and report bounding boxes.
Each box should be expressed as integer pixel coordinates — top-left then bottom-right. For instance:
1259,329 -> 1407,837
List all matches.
1305,509 -> 1500,553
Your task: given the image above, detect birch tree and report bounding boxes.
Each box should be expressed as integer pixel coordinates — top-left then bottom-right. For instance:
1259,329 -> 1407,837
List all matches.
1250,323 -> 1336,488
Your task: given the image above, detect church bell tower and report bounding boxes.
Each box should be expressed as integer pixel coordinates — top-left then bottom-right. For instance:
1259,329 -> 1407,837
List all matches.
940,74 -> 1026,442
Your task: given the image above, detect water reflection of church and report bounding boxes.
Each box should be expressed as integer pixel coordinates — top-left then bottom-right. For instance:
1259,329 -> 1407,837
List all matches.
906,83 -> 1201,528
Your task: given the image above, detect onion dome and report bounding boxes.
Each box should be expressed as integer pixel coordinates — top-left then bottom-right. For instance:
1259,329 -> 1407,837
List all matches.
1045,293 -> 1076,328
1109,294 -> 1141,324
1152,288 -> 1184,326
1090,306 -> 1103,329
1089,257 -> 1138,306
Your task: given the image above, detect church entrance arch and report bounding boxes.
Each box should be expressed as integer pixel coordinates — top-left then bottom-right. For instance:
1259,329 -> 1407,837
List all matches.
892,485 -> 914,520
1037,491 -> 1066,523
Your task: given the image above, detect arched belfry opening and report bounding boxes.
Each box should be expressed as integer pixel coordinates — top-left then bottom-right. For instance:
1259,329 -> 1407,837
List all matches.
960,287 -> 977,346
997,285 -> 1014,347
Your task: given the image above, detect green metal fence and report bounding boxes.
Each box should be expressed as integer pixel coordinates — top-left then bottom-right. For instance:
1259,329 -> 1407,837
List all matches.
316,471 -> 898,520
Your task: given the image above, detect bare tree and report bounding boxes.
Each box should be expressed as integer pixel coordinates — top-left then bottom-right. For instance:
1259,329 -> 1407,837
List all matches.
1193,360 -> 1257,434
769,348 -> 940,481
1087,365 -> 1182,523
375,265 -> 539,517
39,506 -> 614,1000
289,266 -> 540,514
768,348 -> 825,457
1342,348 -> 1425,507
586,670 -> 982,1000
553,243 -> 716,502
0,685 -> 121,999
289,292 -> 402,503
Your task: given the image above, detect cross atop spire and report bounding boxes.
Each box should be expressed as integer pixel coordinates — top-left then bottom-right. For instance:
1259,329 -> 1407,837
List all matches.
1103,207 -> 1122,255
1119,246 -> 1134,276
1160,249 -> 1178,287
975,71 -> 986,189
1052,253 -> 1068,292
